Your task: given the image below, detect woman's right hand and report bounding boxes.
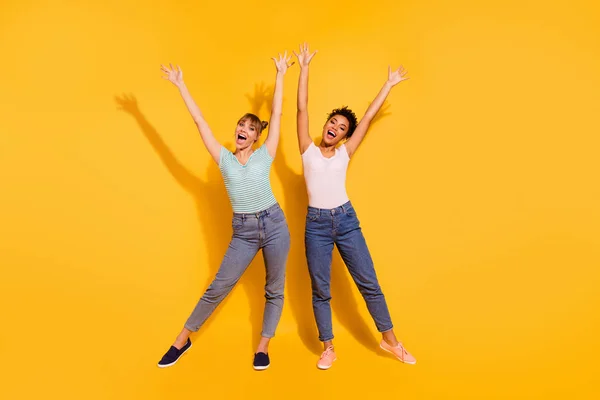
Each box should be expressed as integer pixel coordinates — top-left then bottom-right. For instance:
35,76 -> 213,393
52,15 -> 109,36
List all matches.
161,64 -> 184,88
293,42 -> 317,69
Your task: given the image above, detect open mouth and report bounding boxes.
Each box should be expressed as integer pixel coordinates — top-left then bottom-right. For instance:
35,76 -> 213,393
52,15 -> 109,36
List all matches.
237,133 -> 247,142
326,130 -> 337,139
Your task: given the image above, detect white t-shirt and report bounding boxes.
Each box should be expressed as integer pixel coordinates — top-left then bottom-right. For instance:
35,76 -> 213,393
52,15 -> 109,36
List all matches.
301,143 -> 350,209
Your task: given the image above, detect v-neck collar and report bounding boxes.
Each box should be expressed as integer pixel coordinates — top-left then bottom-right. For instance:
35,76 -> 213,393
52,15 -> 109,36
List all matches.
234,149 -> 257,167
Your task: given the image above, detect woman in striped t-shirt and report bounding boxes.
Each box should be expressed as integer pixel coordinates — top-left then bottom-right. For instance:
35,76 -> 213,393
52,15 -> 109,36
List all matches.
294,43 -> 416,369
157,53 -> 292,371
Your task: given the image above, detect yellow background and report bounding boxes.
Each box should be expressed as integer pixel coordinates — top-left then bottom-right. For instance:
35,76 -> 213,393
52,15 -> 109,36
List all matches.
1,0 -> 599,398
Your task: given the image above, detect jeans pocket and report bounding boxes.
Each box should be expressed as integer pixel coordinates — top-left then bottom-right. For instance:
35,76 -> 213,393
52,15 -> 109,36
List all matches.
269,208 -> 285,224
306,211 -> 319,222
232,216 -> 244,230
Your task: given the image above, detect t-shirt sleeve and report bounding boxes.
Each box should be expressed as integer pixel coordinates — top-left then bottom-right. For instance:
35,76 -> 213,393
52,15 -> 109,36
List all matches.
258,143 -> 274,161
301,141 -> 315,158
340,144 -> 350,160
219,146 -> 229,169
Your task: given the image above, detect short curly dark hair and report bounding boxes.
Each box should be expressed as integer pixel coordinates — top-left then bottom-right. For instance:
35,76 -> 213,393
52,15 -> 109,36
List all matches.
326,106 -> 358,138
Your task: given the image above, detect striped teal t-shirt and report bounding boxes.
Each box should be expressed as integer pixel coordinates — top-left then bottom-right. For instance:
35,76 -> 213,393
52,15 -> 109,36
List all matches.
219,144 -> 277,213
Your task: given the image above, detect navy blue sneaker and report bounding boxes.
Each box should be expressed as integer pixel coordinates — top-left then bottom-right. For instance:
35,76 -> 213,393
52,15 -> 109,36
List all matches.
157,338 -> 192,368
253,352 -> 270,370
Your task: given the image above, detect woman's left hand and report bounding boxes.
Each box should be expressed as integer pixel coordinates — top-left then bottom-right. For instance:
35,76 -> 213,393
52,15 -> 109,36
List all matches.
387,65 -> 409,86
272,51 -> 294,74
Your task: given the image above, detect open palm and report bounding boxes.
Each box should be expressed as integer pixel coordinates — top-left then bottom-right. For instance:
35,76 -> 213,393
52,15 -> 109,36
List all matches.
293,42 -> 317,68
388,65 -> 409,86
272,51 -> 293,74
161,64 -> 184,87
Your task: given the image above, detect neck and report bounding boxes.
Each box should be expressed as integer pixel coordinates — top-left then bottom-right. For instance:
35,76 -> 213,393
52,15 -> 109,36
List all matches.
235,145 -> 254,160
319,140 -> 337,153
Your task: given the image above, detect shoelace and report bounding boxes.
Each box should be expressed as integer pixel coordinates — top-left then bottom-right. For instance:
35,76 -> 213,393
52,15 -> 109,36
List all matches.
394,343 -> 407,362
320,346 -> 334,360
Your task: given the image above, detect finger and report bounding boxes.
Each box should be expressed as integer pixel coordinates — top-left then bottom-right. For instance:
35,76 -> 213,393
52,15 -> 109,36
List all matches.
284,50 -> 287,59
170,63 -> 174,71
177,65 -> 182,73
388,65 -> 392,76
292,50 -> 299,58
160,65 -> 169,72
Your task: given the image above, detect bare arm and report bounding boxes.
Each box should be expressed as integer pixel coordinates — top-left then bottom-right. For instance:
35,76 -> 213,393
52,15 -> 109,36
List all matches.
294,43 -> 318,154
265,52 -> 293,158
161,64 -> 222,164
345,65 -> 409,158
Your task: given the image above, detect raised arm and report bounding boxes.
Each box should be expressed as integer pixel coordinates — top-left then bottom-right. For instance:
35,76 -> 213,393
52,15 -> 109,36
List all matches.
265,52 -> 293,158
161,64 -> 222,164
345,65 -> 409,158
293,43 -> 318,154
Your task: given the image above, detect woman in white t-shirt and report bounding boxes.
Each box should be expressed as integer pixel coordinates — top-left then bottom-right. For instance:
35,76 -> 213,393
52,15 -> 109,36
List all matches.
293,43 -> 416,369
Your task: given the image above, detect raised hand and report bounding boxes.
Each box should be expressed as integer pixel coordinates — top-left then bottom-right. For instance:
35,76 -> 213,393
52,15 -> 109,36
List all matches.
387,65 -> 409,86
272,51 -> 294,75
161,64 -> 184,88
293,42 -> 317,68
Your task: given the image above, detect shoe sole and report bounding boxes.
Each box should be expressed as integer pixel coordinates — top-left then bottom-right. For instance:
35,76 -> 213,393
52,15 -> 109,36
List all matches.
317,358 -> 337,370
157,343 -> 193,368
379,344 -> 416,365
253,364 -> 270,371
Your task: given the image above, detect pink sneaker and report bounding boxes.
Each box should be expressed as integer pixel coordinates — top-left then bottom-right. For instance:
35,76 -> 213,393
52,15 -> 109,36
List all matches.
317,346 -> 337,370
380,340 -> 416,364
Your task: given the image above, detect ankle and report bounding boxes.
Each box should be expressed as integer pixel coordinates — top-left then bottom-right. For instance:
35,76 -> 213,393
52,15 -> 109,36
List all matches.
173,338 -> 188,350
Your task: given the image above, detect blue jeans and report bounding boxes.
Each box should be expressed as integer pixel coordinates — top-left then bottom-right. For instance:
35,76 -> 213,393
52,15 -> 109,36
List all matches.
185,203 -> 290,338
305,201 -> 393,342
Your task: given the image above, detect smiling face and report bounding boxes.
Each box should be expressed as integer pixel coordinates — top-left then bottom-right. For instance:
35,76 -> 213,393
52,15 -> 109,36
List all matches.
321,107 -> 358,147
234,113 -> 264,150
321,114 -> 350,146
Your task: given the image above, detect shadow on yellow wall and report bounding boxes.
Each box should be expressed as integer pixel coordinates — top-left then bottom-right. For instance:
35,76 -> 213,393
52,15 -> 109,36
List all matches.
114,87 -> 394,356
115,94 -> 266,350
246,83 -> 394,356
